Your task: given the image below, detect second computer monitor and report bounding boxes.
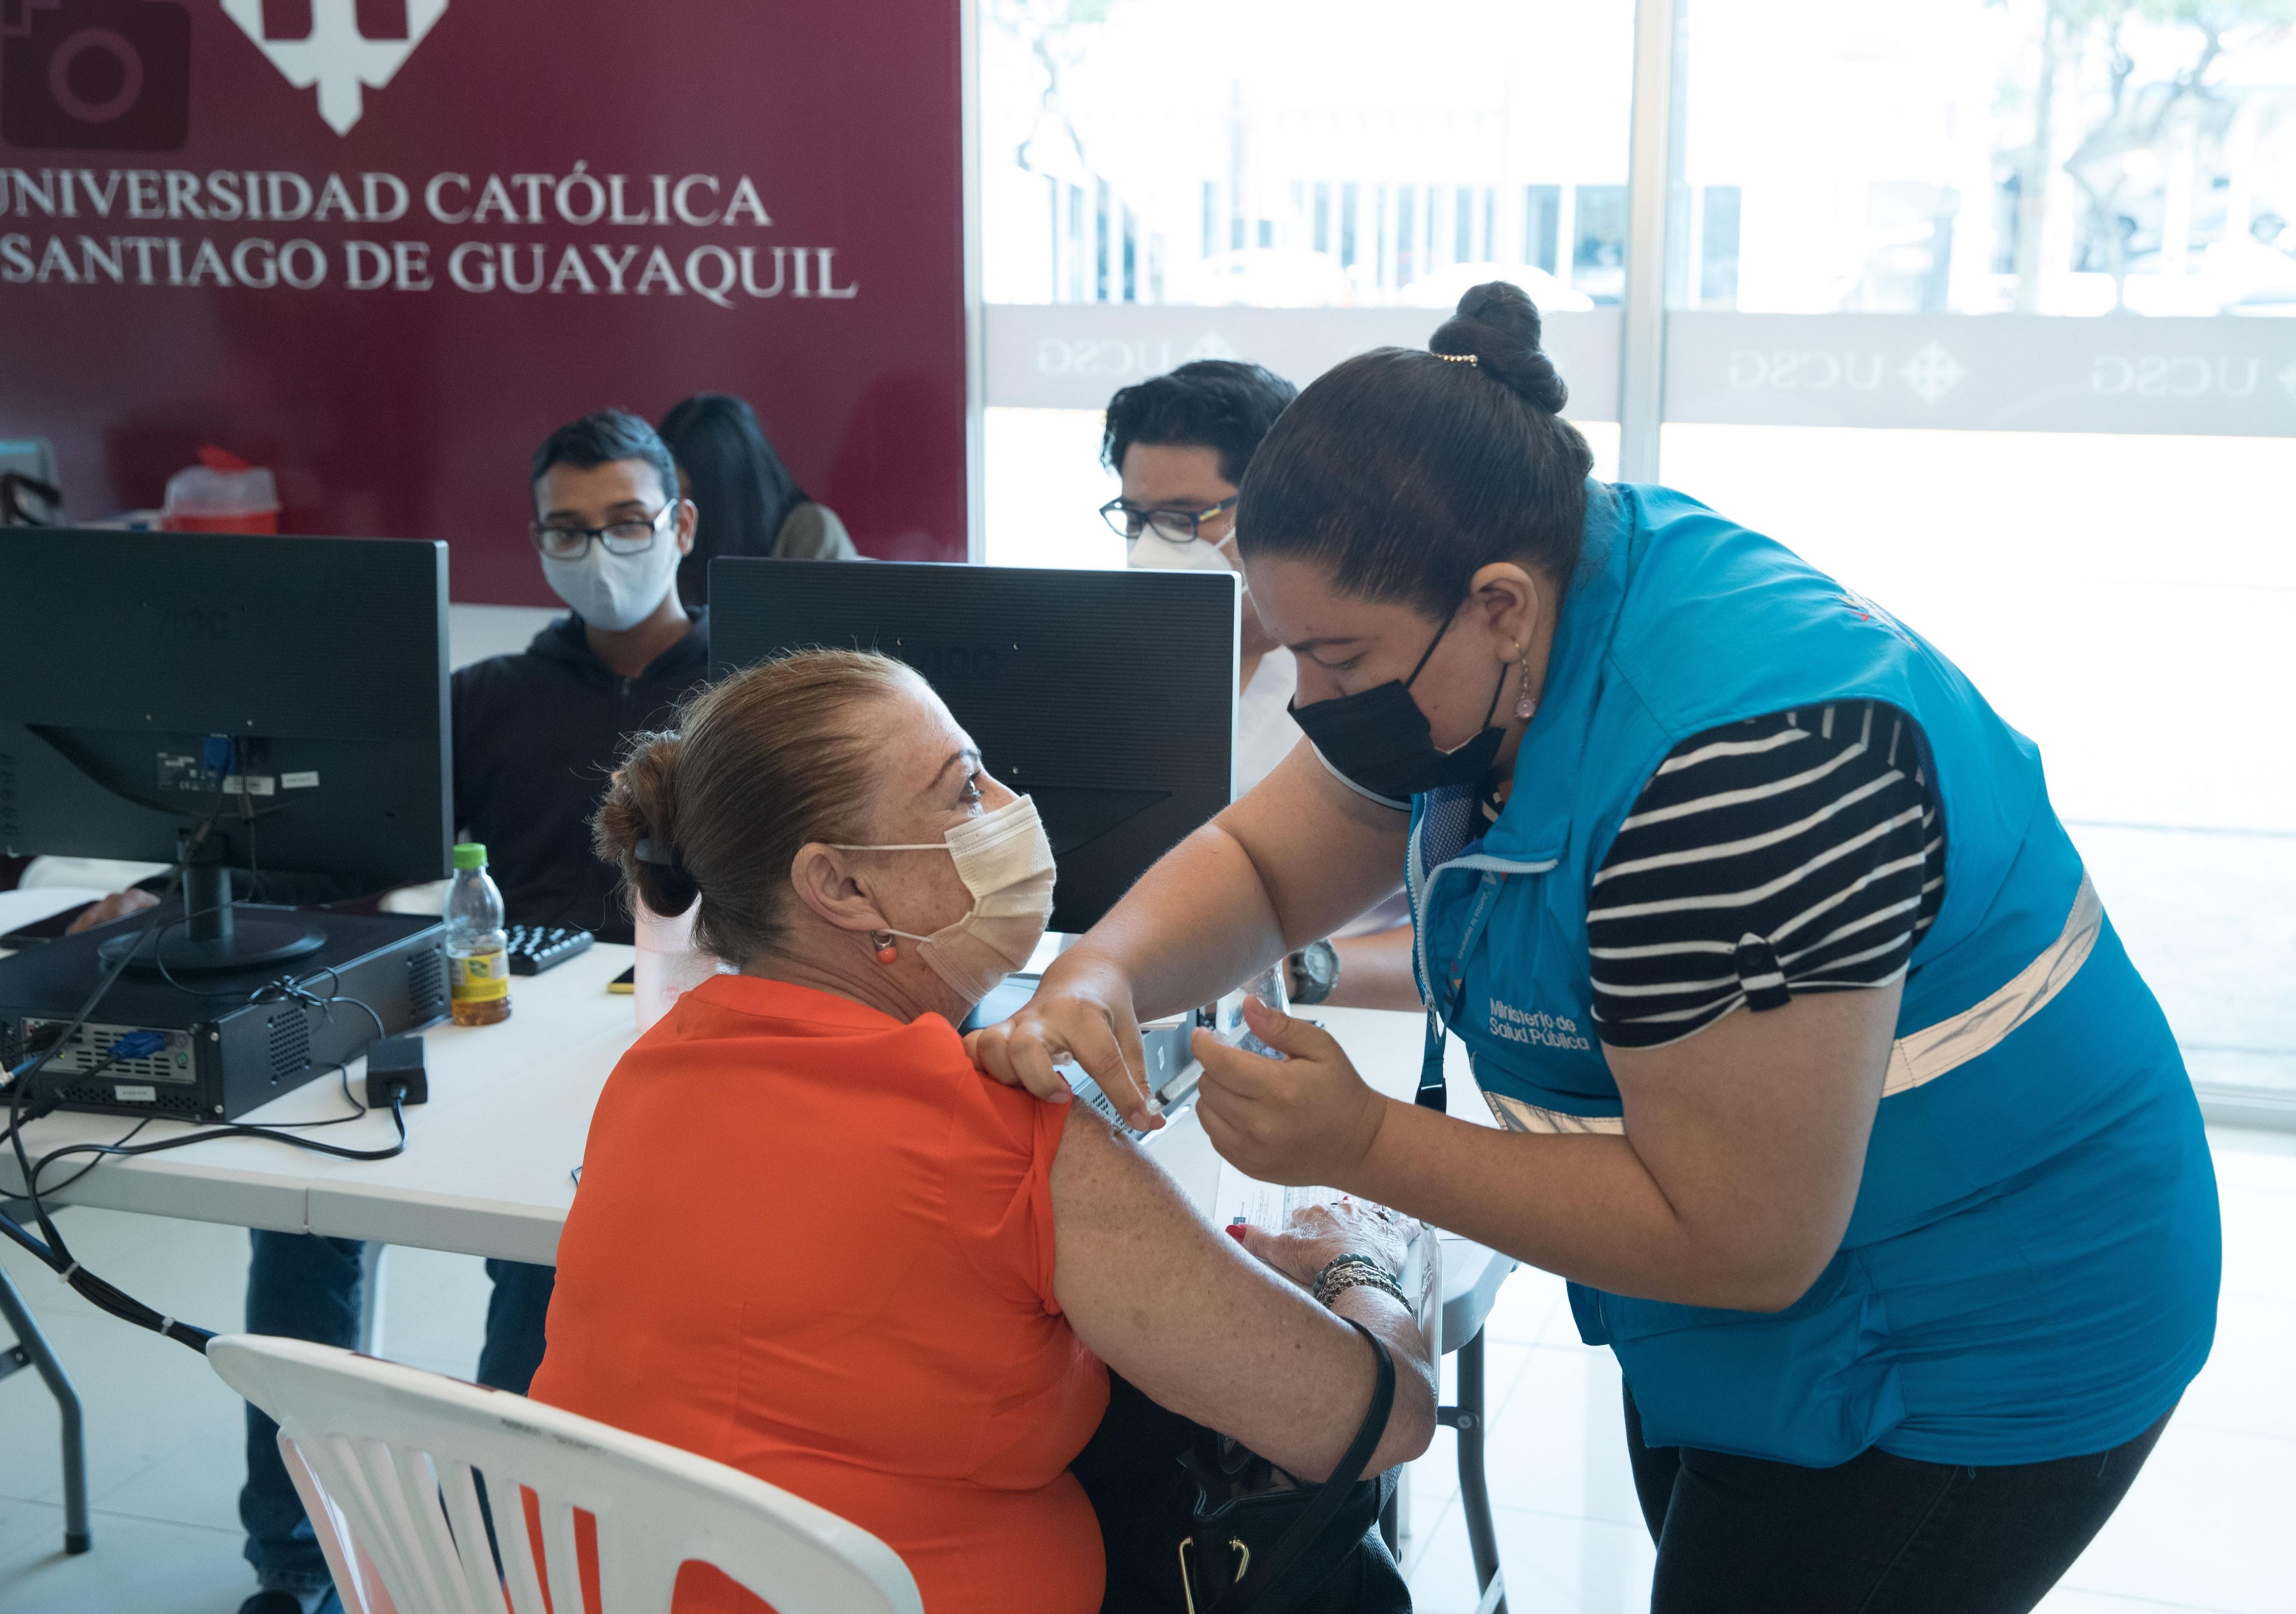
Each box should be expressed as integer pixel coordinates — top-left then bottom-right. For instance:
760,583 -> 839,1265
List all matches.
710,559 -> 1239,936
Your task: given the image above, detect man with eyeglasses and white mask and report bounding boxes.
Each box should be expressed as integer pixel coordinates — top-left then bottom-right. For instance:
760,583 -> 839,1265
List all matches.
229,410 -> 706,1614
451,407 -> 711,1401
451,409 -> 709,945
1102,361 -> 1418,1012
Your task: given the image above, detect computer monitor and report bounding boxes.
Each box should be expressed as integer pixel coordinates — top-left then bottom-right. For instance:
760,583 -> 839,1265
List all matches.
710,559 -> 1238,936
0,529 -> 452,972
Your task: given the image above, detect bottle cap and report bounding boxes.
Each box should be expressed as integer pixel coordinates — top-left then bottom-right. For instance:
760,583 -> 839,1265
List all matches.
453,843 -> 488,871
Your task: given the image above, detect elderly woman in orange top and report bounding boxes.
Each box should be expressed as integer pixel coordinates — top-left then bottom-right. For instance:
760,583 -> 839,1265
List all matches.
526,648 -> 1435,1614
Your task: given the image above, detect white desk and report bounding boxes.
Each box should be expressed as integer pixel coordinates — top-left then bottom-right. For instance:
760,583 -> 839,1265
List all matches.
4,943 -> 637,1264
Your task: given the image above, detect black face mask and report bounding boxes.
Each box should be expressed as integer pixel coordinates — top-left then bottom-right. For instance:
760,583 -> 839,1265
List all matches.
1288,608 -> 1508,806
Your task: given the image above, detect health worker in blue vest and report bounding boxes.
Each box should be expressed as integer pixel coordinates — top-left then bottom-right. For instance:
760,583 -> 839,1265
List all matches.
971,283 -> 2220,1613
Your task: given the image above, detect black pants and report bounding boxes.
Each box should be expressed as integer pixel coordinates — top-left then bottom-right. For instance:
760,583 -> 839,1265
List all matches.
1625,1387 -> 2172,1614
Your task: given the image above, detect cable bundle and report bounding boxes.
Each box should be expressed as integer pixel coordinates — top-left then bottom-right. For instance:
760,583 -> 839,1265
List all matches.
2,819 -> 412,1355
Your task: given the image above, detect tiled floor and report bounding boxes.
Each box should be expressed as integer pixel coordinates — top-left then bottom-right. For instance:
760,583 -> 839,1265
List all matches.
3,1127 -> 2290,1614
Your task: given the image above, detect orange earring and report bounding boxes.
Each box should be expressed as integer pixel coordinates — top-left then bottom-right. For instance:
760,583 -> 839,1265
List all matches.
871,930 -> 899,964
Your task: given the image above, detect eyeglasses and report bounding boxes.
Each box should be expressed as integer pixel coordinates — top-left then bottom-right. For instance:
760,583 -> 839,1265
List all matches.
529,497 -> 676,560
1099,494 -> 1241,545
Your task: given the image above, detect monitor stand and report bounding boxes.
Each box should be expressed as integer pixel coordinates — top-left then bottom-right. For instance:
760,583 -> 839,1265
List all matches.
96,834 -> 327,975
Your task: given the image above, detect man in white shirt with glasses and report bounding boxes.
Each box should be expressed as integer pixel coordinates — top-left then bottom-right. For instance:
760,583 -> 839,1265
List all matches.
1100,361 -> 1418,1012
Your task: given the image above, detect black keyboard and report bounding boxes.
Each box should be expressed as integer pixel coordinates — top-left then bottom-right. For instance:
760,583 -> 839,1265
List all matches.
504,924 -> 594,975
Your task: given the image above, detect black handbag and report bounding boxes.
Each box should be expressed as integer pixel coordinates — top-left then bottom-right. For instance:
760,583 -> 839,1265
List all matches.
1075,1318 -> 1411,1614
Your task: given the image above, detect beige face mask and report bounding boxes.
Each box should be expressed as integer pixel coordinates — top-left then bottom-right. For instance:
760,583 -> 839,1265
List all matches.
833,794 -> 1057,1002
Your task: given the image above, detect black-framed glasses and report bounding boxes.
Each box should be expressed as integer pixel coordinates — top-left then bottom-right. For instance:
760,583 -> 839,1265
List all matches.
1099,494 -> 1240,545
529,497 -> 676,560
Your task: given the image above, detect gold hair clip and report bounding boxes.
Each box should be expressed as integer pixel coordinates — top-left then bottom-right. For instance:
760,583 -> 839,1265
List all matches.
1437,352 -> 1479,365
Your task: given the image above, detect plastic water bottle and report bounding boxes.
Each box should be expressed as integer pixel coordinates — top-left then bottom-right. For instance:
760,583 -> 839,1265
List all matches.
444,843 -> 511,1026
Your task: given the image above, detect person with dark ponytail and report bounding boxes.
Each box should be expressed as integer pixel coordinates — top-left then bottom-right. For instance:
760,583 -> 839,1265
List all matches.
975,283 -> 2219,1613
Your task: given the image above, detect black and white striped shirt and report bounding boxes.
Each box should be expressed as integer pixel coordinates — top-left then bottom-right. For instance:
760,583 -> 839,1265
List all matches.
1587,702 -> 1945,1050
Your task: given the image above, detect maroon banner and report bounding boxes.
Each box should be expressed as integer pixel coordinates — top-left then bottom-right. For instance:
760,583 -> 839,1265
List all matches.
0,0 -> 967,602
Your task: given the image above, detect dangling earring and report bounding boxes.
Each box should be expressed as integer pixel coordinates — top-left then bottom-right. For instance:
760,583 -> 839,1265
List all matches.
1513,640 -> 1538,722
870,930 -> 899,965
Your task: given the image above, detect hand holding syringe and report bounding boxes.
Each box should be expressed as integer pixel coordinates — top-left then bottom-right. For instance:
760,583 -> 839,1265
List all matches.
1048,960 -> 1292,1139
1191,971 -> 1396,1211
1211,960 -> 1294,1061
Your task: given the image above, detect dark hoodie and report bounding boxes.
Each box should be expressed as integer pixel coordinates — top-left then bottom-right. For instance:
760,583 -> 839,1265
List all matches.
450,611 -> 709,944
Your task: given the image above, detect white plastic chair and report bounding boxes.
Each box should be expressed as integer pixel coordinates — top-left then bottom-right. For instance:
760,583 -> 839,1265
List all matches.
208,1334 -> 923,1614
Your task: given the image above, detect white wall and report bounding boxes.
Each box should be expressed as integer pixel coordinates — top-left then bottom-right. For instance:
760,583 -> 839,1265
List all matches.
447,603 -> 561,670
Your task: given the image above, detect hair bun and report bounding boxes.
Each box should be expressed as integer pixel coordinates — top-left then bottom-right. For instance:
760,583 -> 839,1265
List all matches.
595,731 -> 698,917
1430,281 -> 1569,415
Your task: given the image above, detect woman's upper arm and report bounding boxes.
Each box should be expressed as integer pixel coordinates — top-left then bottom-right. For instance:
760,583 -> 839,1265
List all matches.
1607,981 -> 1899,1309
1593,701 -> 1936,1307
1047,1104 -> 1435,1479
1218,742 -> 1412,948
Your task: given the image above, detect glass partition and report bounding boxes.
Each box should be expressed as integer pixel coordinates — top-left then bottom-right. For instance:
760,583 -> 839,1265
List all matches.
979,0 -> 1637,569
1680,0 -> 2296,319
1663,0 -> 2296,1116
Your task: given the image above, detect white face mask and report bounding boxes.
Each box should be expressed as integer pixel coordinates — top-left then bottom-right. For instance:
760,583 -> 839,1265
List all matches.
833,794 -> 1057,1003
541,535 -> 682,632
1127,529 -> 1238,578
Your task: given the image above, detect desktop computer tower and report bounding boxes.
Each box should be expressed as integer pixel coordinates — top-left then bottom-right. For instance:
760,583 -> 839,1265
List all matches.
0,911 -> 448,1123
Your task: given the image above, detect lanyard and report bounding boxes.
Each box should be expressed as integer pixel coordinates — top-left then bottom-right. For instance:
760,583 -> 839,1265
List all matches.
1415,866 -> 1514,1114
1418,1012 -> 1449,1113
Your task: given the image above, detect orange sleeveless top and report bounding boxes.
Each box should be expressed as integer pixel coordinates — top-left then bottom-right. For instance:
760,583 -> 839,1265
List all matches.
528,974 -> 1109,1613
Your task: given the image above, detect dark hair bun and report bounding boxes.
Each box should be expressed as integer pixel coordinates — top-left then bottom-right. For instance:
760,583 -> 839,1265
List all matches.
1430,281 -> 1569,415
595,731 -> 698,917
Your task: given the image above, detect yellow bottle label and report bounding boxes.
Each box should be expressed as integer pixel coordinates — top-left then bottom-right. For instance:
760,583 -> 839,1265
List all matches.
450,949 -> 511,1002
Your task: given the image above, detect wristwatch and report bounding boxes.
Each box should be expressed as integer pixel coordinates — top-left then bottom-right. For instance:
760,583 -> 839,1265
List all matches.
1287,938 -> 1340,1006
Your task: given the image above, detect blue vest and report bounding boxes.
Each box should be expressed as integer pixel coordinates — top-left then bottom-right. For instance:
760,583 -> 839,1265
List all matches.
1408,484 -> 2218,1467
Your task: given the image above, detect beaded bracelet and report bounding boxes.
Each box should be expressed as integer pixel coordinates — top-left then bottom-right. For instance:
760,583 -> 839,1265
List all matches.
1317,1267 -> 1411,1309
1312,1253 -> 1405,1308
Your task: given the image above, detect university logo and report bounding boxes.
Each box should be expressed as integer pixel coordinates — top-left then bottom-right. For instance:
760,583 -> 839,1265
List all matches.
1899,339 -> 1965,405
1183,329 -> 1241,363
219,0 -> 446,135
